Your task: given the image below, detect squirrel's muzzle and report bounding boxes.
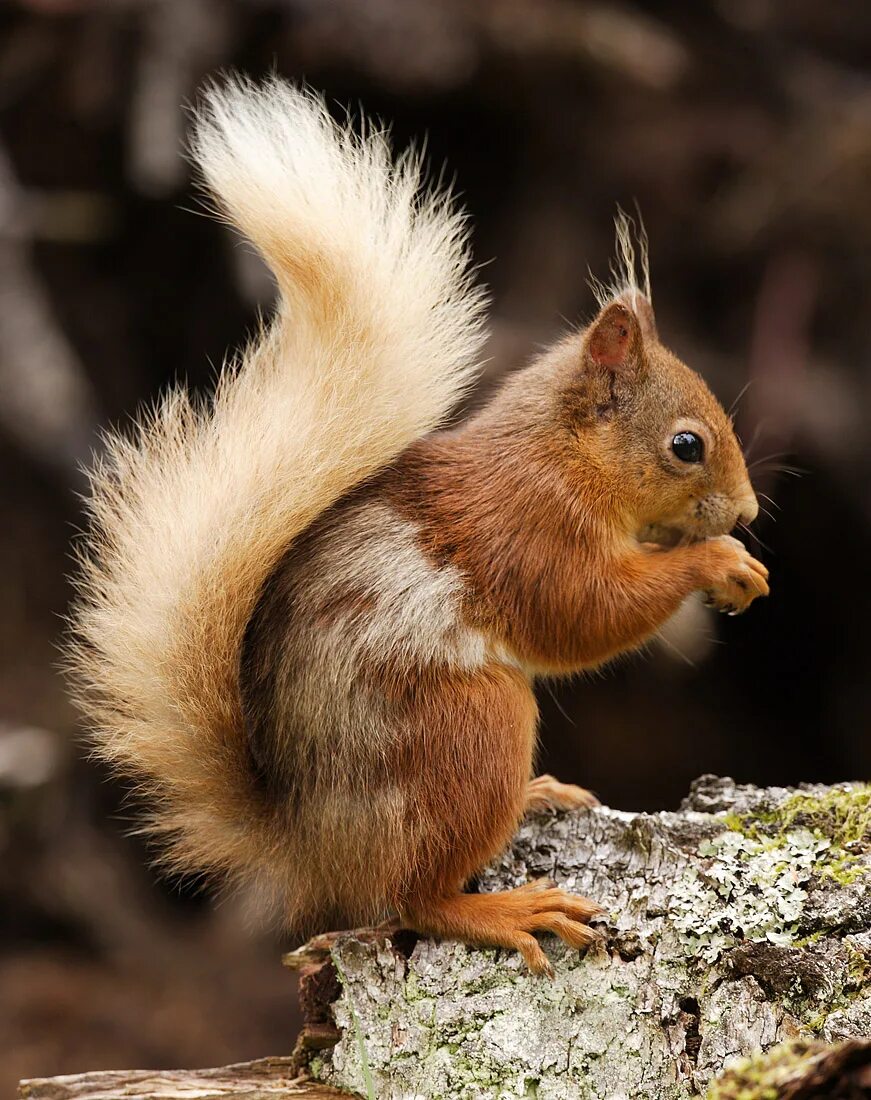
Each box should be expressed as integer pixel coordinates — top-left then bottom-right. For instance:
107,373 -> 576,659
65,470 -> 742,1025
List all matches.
736,495 -> 759,526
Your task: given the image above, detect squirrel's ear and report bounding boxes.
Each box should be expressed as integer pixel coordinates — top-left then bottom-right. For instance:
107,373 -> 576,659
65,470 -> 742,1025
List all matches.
584,302 -> 645,376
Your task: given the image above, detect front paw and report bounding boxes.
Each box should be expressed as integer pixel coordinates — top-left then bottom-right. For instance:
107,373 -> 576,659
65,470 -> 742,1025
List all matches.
699,535 -> 769,615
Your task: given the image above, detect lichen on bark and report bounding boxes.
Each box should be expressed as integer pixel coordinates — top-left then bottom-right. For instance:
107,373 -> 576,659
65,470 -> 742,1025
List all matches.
300,777 -> 871,1099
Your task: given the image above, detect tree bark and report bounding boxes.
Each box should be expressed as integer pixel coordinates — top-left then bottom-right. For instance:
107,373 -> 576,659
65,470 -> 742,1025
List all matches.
19,777 -> 871,1099
291,776 -> 871,1098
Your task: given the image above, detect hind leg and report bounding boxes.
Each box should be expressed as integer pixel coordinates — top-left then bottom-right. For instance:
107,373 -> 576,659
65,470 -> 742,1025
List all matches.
392,662 -> 602,975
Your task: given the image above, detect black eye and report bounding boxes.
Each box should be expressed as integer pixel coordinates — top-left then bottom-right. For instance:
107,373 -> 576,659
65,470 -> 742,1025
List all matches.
671,431 -> 704,463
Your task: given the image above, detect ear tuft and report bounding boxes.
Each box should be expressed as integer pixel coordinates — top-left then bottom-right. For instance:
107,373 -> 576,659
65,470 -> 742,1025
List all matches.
586,302 -> 640,372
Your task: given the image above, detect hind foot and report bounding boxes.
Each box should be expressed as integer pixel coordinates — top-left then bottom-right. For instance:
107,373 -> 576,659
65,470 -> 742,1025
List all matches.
405,879 -> 604,977
525,773 -> 599,813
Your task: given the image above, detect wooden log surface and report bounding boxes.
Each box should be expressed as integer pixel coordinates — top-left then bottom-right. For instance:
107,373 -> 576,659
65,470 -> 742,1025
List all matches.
18,777 -> 871,1100
17,1057 -> 348,1100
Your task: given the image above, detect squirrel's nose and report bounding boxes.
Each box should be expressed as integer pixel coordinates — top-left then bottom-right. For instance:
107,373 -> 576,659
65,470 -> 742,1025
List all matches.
736,495 -> 759,526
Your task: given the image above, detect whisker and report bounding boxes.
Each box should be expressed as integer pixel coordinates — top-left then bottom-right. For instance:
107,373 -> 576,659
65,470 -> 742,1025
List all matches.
656,630 -> 697,669
543,680 -> 576,727
750,462 -> 805,478
747,448 -> 796,466
757,491 -> 781,512
746,451 -> 796,470
739,522 -> 774,555
728,379 -> 754,419
742,417 -> 771,462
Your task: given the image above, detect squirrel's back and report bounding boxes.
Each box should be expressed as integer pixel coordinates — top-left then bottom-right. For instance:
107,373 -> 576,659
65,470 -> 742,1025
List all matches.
66,77 -> 487,924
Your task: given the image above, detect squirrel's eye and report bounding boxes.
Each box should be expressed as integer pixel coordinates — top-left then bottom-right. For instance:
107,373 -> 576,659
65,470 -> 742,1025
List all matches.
671,431 -> 704,463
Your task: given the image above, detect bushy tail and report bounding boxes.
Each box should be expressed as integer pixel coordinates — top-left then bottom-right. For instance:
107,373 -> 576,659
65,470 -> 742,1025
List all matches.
67,77 -> 487,915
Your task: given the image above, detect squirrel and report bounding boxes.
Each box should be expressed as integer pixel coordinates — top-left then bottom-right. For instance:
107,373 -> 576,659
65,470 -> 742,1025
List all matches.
67,77 -> 768,978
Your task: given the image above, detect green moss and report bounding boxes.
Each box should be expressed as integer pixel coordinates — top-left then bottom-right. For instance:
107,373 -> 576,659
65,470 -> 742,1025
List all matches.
846,941 -> 870,986
790,929 -> 824,949
727,786 -> 871,846
724,785 -> 870,889
776,786 -> 871,846
706,1040 -> 832,1099
803,1009 -> 828,1034
822,854 -> 865,885
720,812 -> 748,834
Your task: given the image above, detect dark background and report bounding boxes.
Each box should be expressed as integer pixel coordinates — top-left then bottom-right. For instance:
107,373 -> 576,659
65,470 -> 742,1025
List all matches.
1,0 -> 869,1092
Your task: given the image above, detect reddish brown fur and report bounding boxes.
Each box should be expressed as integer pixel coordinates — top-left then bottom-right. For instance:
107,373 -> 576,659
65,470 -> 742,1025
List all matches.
382,663 -> 537,905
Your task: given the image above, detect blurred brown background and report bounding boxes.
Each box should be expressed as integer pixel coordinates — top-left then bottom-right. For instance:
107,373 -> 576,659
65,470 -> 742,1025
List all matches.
1,0 -> 870,1093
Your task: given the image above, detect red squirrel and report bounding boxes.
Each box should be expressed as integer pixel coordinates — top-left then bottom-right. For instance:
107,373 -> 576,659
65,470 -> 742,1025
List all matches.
68,78 -> 768,977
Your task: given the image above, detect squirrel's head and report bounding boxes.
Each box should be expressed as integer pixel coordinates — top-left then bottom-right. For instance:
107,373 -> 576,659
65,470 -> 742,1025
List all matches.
551,286 -> 757,545
567,295 -> 757,544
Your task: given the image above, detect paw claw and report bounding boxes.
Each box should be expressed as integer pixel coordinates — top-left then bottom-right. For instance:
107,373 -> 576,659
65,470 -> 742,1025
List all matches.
509,885 -> 603,973
700,537 -> 769,614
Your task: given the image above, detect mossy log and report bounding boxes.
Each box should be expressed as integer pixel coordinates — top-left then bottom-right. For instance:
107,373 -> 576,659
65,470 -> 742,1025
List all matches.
19,777 -> 871,1100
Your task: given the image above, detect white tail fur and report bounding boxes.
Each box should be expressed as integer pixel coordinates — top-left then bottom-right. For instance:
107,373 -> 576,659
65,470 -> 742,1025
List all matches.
67,77 -> 487,907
